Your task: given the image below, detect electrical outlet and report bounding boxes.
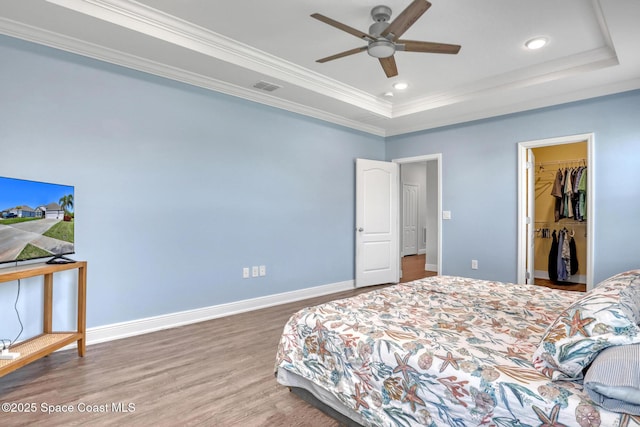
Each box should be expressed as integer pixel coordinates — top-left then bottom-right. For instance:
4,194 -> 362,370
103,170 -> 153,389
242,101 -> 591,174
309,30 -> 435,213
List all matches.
242,267 -> 250,279
259,265 -> 266,276
252,266 -> 259,277
471,259 -> 478,269
442,210 -> 451,220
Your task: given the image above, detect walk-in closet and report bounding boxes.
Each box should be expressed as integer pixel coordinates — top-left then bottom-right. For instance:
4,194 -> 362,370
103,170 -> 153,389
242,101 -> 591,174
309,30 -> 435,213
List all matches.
532,142 -> 587,290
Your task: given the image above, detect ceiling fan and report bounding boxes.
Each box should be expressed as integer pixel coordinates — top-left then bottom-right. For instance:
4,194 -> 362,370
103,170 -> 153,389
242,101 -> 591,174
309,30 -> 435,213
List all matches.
311,0 -> 461,78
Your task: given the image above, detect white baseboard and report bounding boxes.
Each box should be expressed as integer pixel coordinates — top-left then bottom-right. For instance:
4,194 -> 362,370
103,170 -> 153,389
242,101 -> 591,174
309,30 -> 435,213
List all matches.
84,280 -> 354,347
425,263 -> 437,272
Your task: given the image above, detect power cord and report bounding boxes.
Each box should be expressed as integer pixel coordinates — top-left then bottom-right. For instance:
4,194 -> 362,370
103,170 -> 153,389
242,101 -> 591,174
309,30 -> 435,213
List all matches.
1,279 -> 24,349
11,279 -> 24,345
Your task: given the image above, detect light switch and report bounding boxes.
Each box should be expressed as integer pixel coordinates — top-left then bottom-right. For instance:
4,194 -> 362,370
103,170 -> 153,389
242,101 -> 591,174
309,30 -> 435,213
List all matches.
442,211 -> 451,220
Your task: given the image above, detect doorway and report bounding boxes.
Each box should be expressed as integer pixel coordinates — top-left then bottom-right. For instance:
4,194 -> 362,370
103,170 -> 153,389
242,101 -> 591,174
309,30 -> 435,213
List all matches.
395,154 -> 442,280
517,133 -> 594,290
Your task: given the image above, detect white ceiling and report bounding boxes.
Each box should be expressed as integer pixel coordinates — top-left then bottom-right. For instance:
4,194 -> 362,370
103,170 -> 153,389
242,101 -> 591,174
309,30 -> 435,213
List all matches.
1,0 -> 639,136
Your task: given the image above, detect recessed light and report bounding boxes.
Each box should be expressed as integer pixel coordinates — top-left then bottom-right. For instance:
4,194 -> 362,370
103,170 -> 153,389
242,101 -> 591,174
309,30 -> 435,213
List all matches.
525,37 -> 548,50
383,91 -> 394,97
393,82 -> 408,90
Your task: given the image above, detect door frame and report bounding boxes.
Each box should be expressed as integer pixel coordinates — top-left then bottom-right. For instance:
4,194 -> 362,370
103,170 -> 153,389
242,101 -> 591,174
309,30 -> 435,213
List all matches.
393,154 -> 442,275
526,148 -> 535,284
516,133 -> 595,289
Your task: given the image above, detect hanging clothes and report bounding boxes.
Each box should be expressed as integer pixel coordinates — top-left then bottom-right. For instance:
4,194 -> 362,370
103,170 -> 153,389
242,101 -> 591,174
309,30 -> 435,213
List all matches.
551,170 -> 564,222
563,172 -> 574,219
569,232 -> 579,275
577,168 -> 587,220
562,228 -> 572,278
548,230 -> 558,281
548,228 -> 580,284
550,165 -> 587,222
556,230 -> 568,281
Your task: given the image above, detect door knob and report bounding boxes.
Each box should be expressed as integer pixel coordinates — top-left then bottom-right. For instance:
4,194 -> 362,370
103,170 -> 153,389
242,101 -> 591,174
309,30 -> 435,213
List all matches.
357,228 -> 364,232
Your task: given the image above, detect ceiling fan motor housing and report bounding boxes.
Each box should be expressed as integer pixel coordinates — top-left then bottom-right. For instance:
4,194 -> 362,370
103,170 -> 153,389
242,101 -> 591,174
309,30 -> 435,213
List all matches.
370,5 -> 392,22
369,21 -> 390,37
370,5 -> 391,36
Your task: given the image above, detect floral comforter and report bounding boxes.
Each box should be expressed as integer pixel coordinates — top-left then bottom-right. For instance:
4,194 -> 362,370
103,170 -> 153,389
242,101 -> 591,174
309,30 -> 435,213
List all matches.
275,276 -> 639,426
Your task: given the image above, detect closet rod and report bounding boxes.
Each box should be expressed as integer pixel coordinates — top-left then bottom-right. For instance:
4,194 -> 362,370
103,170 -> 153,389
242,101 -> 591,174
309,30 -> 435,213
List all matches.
537,158 -> 586,167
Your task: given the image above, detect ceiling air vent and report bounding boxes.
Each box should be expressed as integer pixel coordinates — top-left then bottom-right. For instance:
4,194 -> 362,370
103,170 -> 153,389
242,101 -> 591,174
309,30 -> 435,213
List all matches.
252,80 -> 281,92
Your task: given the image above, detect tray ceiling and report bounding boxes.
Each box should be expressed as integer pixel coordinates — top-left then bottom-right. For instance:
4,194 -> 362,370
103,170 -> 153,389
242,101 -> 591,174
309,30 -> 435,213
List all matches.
1,0 -> 639,136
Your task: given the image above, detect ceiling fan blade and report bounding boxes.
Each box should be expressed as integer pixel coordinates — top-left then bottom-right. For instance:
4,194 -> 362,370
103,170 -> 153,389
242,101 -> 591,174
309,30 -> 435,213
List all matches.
381,0 -> 432,41
379,56 -> 398,78
316,46 -> 368,63
311,13 -> 375,41
397,40 -> 461,54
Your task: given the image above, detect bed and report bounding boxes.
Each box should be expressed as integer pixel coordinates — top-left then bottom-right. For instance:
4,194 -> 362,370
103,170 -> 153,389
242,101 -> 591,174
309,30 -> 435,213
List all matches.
275,271 -> 640,426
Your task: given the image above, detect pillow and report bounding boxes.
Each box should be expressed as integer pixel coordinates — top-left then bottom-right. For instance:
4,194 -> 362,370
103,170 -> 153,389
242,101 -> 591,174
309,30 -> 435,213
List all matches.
620,278 -> 640,324
532,270 -> 640,380
584,343 -> 640,415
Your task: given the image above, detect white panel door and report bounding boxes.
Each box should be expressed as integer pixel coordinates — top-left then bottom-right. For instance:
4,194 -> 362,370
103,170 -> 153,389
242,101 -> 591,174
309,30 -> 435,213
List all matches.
355,159 -> 399,288
526,149 -> 536,284
402,183 -> 418,256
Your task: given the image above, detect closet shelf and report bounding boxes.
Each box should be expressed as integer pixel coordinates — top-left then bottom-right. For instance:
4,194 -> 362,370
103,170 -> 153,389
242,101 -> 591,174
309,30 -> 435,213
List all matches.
535,220 -> 586,225
537,158 -> 587,167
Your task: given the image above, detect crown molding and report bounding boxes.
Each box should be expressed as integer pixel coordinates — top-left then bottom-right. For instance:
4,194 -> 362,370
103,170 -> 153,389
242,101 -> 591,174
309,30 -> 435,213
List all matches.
385,77 -> 640,137
392,46 -> 618,119
45,0 -> 393,117
0,16 -> 386,136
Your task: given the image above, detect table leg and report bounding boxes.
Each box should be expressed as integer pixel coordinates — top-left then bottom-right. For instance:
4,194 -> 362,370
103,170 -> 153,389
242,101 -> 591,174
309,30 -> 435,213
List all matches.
76,265 -> 87,357
43,274 -> 53,334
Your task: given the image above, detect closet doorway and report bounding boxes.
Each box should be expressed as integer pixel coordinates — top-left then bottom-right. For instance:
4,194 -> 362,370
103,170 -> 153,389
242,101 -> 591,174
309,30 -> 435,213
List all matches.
395,154 -> 441,280
517,133 -> 594,290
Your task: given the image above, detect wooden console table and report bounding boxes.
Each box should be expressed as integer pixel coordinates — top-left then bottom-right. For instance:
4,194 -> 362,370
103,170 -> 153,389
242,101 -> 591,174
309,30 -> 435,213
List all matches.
0,261 -> 87,377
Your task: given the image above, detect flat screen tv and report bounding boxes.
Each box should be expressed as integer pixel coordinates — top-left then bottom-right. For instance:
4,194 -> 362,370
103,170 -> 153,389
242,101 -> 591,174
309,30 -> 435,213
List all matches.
0,176 -> 74,265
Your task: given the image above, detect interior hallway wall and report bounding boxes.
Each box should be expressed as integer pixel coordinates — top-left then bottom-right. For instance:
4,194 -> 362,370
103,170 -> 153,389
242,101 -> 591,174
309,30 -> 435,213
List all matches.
425,160 -> 438,271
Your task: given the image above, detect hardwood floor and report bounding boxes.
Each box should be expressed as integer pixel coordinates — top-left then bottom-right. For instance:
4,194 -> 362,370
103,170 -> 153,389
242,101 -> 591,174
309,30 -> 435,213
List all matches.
534,278 -> 586,292
399,255 -> 585,292
399,254 -> 436,283
0,286 -> 388,427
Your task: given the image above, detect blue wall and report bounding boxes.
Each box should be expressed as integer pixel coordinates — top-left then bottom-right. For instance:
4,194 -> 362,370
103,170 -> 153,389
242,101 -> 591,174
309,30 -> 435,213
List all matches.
386,90 -> 640,284
0,35 -> 384,336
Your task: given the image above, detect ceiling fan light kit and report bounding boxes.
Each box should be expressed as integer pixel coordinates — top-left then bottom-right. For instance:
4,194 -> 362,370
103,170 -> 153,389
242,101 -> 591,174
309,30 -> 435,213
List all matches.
312,0 -> 460,78
368,40 -> 396,58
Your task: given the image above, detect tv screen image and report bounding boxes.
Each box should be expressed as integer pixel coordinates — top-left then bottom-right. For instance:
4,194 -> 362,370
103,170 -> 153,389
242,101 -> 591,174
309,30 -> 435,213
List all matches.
0,176 -> 74,264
